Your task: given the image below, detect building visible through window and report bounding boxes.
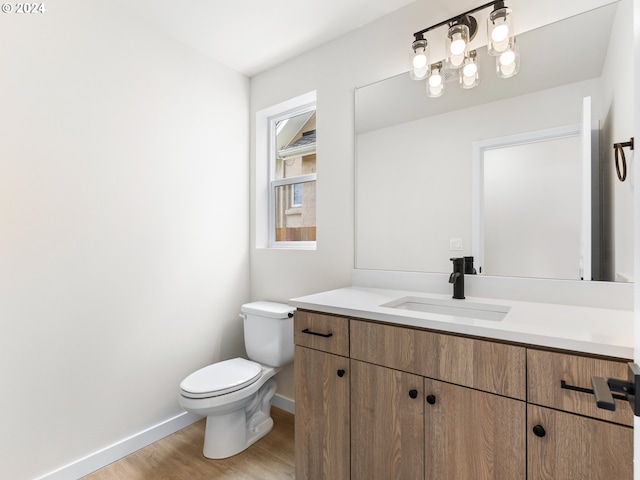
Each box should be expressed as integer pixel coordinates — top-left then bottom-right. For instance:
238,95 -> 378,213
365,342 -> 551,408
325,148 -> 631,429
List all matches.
271,109 -> 316,244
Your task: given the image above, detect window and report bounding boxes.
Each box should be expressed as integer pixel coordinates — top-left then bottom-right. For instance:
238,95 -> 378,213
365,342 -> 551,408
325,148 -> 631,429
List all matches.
268,104 -> 317,247
291,183 -> 303,207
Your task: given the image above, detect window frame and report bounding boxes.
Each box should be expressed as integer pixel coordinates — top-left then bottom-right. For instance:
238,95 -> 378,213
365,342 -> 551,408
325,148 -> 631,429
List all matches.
267,102 -> 317,249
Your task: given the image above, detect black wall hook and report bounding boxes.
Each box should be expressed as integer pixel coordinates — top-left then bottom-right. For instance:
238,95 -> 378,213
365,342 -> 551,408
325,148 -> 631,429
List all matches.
613,137 -> 634,182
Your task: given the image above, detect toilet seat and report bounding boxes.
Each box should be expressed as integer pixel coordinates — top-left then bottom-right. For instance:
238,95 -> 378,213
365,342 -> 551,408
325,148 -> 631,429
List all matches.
180,358 -> 263,399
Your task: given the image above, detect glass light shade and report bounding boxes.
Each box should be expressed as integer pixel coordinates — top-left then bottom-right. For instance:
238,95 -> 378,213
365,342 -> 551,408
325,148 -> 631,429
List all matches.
427,65 -> 444,98
409,40 -> 429,80
410,39 -> 429,80
496,43 -> 520,78
487,7 -> 513,55
447,23 -> 469,69
460,52 -> 479,89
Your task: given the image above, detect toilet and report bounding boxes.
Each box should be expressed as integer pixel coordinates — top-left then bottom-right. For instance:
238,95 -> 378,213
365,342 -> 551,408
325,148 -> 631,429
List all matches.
178,301 -> 295,459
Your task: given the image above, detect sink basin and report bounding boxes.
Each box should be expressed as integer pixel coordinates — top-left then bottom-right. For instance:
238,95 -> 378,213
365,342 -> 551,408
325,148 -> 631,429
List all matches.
381,296 -> 510,321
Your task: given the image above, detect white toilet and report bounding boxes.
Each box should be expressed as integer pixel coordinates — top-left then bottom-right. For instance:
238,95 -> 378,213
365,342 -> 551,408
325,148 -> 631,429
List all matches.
178,301 -> 295,459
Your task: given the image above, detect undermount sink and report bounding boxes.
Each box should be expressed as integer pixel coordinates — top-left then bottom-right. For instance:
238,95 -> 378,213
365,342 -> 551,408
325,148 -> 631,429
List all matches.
381,296 -> 511,321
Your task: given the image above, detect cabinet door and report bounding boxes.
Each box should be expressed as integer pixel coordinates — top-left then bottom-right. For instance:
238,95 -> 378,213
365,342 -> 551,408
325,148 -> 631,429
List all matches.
295,346 -> 350,480
351,359 -> 424,480
528,404 -> 633,480
424,378 -> 526,479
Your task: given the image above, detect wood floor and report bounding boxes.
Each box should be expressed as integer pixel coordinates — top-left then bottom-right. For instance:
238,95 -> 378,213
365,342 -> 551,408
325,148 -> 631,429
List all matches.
83,407 -> 294,480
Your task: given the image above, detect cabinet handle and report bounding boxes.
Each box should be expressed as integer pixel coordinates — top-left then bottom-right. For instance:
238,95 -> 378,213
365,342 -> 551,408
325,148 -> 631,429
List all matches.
337,369 -> 346,377
426,394 -> 436,405
409,389 -> 418,399
560,380 -> 626,401
532,425 -> 546,438
301,328 -> 333,338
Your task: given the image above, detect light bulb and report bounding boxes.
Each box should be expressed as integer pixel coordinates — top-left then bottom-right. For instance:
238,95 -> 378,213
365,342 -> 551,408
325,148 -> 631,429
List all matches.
450,36 -> 466,56
500,50 -> 515,66
463,62 -> 477,77
429,85 -> 444,97
412,49 -> 428,69
491,24 -> 509,43
496,43 -> 519,79
429,73 -> 442,88
413,65 -> 428,79
500,62 -> 516,76
462,75 -> 477,87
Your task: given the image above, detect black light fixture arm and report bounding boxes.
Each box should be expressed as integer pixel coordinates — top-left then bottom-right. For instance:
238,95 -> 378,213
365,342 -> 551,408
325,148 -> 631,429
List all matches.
413,0 -> 503,41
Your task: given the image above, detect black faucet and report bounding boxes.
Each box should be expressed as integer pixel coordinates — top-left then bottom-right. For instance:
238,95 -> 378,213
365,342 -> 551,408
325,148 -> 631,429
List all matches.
449,257 -> 465,299
464,256 -> 477,275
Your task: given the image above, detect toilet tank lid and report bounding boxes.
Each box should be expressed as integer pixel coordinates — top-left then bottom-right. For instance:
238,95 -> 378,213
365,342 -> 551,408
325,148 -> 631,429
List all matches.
241,301 -> 296,319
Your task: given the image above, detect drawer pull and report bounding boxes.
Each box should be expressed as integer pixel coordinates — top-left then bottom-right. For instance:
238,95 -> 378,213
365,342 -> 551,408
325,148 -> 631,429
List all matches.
426,395 -> 437,405
560,380 -> 626,401
337,369 -> 346,377
532,425 -> 546,438
409,389 -> 418,399
301,328 -> 333,338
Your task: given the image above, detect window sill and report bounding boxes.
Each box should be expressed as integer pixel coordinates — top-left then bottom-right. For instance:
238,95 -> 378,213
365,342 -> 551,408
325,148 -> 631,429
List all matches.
266,241 -> 317,250
285,207 -> 302,215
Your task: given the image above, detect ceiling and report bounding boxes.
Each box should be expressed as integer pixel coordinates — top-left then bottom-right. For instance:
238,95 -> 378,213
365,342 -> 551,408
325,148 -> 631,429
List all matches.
114,0 -> 415,77
113,0 -> 617,78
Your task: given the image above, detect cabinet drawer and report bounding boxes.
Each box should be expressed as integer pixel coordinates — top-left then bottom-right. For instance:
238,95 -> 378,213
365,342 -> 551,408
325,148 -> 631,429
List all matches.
294,310 -> 349,357
350,320 -> 526,400
527,349 -> 633,426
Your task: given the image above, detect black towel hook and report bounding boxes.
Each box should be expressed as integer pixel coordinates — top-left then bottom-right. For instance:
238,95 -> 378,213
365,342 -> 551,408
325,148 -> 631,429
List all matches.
614,137 -> 634,182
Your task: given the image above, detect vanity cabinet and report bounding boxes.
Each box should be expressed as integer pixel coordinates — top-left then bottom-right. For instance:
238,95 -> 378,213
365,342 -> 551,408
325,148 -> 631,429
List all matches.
293,310 -> 634,479
350,319 -> 526,480
294,311 -> 350,480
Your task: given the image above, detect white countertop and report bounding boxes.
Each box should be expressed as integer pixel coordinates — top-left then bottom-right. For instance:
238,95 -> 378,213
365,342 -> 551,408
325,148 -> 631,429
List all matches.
289,287 -> 634,359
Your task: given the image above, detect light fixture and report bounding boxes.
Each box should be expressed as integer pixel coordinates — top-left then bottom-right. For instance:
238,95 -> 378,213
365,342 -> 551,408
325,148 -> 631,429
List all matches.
410,0 -> 519,98
446,15 -> 476,69
487,1 -> 514,55
427,62 -> 444,97
496,40 -> 519,78
410,33 -> 429,80
447,22 -> 469,69
461,50 -> 480,89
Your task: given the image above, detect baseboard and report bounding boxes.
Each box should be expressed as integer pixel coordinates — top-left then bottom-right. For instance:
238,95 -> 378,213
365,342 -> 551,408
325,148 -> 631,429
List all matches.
272,393 -> 295,414
36,411 -> 202,480
37,395 -> 295,479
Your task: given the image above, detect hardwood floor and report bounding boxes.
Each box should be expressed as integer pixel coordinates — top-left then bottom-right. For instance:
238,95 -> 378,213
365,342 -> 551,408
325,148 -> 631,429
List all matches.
83,407 -> 294,480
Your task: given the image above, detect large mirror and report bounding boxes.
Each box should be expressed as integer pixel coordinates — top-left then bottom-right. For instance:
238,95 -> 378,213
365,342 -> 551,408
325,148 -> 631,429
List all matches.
355,0 -> 634,282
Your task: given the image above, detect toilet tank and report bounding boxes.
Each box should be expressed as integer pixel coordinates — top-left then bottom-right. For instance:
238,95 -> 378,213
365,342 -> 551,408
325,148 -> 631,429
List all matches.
240,301 -> 295,367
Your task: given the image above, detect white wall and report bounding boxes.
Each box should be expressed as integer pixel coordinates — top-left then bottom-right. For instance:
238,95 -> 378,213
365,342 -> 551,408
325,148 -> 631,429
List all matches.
0,2 -> 250,479
601,0 -> 636,281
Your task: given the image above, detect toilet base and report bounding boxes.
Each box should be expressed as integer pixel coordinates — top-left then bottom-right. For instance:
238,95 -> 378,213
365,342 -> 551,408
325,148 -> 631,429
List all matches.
202,378 -> 277,459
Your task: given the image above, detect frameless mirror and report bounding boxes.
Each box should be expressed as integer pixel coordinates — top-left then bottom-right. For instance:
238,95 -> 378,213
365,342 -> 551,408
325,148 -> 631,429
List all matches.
355,0 -> 634,282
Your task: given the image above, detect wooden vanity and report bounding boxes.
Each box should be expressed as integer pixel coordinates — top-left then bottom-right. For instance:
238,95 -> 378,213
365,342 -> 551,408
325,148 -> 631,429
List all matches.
293,309 -> 634,479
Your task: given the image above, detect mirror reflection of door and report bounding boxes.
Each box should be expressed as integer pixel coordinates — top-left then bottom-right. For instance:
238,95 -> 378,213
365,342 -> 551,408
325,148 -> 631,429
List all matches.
482,135 -> 583,280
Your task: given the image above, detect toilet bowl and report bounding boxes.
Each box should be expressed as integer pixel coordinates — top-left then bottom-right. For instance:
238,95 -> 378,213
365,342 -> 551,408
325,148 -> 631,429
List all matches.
178,301 -> 295,459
